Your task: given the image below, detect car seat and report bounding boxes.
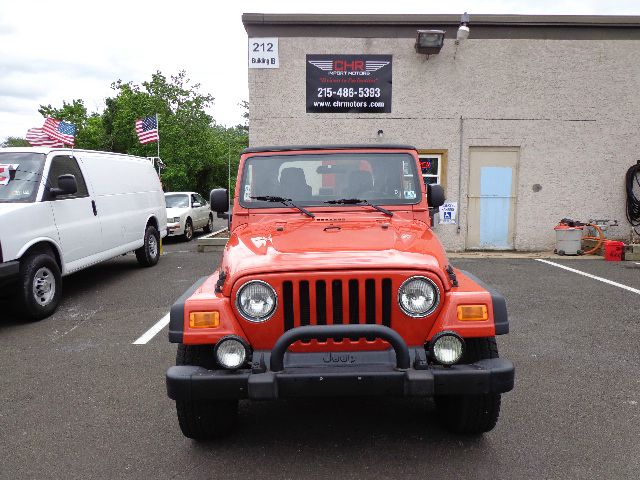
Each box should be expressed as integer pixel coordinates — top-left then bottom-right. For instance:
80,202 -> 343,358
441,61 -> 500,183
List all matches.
346,170 -> 374,197
279,167 -> 312,200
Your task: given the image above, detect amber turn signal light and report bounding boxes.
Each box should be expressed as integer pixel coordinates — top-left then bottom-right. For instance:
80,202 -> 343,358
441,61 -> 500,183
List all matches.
189,311 -> 220,328
457,305 -> 488,321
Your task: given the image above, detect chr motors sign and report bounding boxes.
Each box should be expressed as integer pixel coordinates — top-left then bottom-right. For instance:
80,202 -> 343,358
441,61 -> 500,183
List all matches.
306,55 -> 392,113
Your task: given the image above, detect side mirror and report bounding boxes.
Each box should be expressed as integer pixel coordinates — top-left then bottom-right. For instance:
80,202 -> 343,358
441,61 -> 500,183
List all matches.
50,174 -> 78,196
426,184 -> 445,208
192,202 -> 201,208
210,188 -> 229,219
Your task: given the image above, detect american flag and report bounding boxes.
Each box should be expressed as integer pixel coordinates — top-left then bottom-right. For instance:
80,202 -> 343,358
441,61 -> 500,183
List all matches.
25,127 -> 64,147
43,118 -> 76,146
135,115 -> 159,144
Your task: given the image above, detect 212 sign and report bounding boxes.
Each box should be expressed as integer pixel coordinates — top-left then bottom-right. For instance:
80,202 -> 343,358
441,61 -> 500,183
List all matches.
248,38 -> 279,69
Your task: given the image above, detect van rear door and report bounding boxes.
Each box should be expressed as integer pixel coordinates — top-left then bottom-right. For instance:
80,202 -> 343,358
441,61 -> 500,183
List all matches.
45,154 -> 103,271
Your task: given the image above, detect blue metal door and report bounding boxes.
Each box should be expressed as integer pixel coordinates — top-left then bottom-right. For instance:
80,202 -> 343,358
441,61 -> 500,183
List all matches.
467,148 -> 518,250
479,166 -> 513,248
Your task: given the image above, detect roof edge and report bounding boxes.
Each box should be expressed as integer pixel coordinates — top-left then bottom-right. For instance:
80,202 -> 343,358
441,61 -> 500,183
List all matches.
242,13 -> 640,27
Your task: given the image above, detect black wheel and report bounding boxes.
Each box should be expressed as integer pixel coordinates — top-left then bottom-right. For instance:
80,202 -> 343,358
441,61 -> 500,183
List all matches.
558,250 -> 565,256
175,344 -> 238,440
434,337 -> 502,434
16,252 -> 62,321
135,225 -> 160,267
203,214 -> 214,234
577,250 -> 584,255
183,218 -> 194,242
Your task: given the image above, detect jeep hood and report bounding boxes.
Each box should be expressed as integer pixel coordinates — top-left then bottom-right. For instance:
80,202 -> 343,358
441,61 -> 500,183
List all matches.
219,217 -> 450,292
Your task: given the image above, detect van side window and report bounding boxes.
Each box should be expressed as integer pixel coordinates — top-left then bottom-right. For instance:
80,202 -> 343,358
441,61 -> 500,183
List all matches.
47,156 -> 89,199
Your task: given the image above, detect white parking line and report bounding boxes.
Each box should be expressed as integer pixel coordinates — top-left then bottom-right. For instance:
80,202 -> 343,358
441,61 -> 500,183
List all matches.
133,313 -> 170,345
536,259 -> 640,295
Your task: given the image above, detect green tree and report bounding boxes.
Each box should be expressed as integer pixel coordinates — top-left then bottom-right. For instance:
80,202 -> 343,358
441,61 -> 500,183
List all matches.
238,100 -> 249,132
1,137 -> 30,147
37,70 -> 248,196
38,99 -> 107,148
103,71 -> 244,194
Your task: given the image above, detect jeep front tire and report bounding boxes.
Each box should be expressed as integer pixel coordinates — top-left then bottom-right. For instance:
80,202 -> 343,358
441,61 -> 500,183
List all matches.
434,337 -> 502,434
175,344 -> 238,440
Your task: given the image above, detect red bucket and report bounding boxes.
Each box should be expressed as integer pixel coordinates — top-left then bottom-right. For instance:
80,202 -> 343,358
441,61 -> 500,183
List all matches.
604,241 -> 625,262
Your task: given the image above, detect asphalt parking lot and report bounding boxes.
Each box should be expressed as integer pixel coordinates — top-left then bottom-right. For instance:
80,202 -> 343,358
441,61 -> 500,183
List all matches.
1,241 -> 640,479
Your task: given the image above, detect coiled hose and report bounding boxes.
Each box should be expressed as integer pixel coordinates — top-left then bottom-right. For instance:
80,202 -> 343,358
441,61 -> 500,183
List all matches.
581,223 -> 605,255
626,162 -> 640,234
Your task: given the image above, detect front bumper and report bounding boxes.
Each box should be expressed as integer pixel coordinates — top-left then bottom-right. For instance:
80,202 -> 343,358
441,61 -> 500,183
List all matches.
166,325 -> 515,401
166,222 -> 183,236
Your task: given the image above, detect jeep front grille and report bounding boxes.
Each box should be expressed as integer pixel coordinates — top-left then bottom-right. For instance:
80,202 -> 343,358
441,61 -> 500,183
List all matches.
282,278 -> 392,331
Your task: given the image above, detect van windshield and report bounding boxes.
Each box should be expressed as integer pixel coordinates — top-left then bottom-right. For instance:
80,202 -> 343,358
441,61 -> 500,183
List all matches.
239,153 -> 421,208
0,153 -> 46,203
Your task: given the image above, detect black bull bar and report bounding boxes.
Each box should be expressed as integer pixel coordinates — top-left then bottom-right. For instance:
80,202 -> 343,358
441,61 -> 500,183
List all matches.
166,325 -> 515,401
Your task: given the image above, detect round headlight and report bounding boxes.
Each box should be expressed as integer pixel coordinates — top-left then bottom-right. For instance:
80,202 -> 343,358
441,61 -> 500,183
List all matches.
215,336 -> 249,369
398,276 -> 439,317
236,280 -> 277,322
430,332 -> 464,365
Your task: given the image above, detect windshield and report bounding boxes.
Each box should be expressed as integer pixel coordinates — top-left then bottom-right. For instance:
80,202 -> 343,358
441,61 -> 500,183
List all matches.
0,153 -> 46,203
165,194 -> 189,208
239,153 -> 421,208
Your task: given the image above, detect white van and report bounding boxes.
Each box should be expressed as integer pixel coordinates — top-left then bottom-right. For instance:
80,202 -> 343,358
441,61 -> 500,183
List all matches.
0,147 -> 167,320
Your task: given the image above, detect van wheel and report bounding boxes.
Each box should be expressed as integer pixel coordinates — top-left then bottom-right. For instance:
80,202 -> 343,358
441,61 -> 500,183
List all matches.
135,225 -> 160,267
434,337 -> 502,434
175,344 -> 238,440
16,253 -> 62,321
203,215 -> 213,234
184,218 -> 194,242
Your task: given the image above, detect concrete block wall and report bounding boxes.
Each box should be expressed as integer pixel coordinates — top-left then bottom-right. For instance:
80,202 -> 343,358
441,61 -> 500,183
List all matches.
247,35 -> 640,251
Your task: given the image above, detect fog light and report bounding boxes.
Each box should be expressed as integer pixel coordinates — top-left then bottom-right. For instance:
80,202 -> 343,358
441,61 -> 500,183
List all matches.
457,305 -> 488,321
189,311 -> 220,328
214,336 -> 249,369
430,332 -> 464,365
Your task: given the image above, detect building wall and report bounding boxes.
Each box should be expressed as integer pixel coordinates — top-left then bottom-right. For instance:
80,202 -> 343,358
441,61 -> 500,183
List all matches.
248,36 -> 640,251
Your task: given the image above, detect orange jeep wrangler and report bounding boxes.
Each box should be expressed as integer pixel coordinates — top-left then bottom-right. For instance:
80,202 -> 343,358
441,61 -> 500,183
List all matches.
166,145 -> 514,439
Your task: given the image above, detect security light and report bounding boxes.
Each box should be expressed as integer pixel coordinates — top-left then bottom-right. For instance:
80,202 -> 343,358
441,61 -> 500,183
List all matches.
415,30 -> 445,55
457,12 -> 470,42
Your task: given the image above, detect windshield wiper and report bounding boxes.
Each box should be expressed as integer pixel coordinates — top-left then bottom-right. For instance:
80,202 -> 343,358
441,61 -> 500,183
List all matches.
250,196 -> 315,218
324,198 -> 393,217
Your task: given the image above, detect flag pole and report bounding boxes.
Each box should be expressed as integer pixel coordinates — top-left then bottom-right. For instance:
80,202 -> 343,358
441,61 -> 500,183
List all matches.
156,113 -> 160,159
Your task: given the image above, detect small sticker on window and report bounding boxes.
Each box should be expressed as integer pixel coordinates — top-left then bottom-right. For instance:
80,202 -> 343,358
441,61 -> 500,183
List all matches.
244,184 -> 251,201
0,164 -> 19,186
404,190 -> 416,199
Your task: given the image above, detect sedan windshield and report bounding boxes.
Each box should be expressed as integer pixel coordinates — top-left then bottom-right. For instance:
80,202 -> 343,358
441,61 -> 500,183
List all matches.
0,153 -> 46,203
165,194 -> 189,208
240,152 -> 421,208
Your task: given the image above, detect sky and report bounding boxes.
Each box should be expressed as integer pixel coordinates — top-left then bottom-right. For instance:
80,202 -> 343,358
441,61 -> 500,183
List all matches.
0,0 -> 638,141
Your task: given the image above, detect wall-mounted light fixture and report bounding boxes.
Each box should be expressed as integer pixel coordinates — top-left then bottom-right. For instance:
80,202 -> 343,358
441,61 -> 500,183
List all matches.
377,129 -> 384,138
415,30 -> 445,55
456,12 -> 470,43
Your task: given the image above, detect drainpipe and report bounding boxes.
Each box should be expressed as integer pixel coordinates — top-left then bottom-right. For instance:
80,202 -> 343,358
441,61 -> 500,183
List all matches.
457,116 -> 464,235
